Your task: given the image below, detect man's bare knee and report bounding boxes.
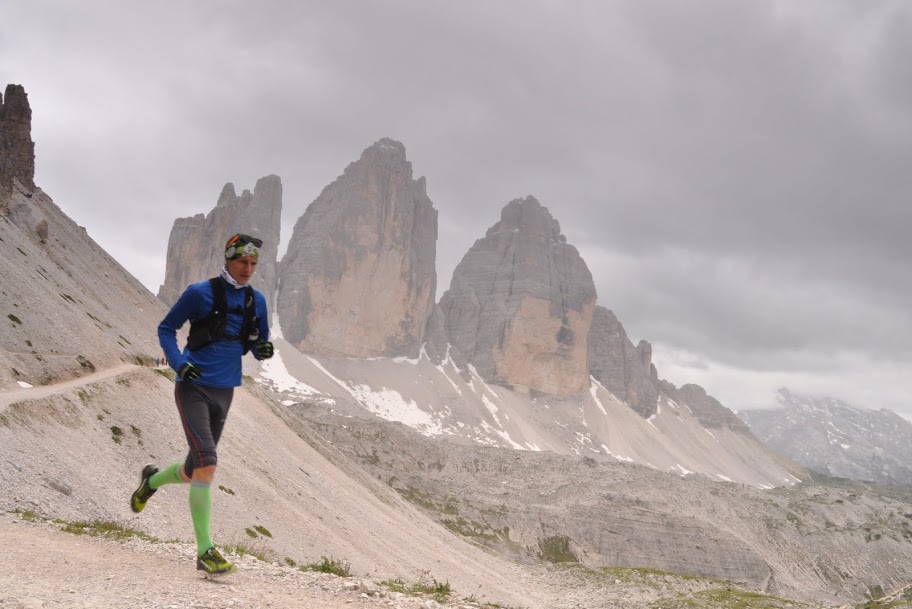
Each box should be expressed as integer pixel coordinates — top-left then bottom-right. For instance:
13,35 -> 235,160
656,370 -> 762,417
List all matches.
192,465 -> 217,483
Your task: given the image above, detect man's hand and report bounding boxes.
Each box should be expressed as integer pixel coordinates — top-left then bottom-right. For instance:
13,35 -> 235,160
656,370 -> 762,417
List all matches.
256,340 -> 274,360
177,363 -> 202,382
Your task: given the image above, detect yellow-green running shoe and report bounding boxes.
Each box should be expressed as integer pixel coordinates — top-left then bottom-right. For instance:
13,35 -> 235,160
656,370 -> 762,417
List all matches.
129,464 -> 159,513
197,547 -> 237,576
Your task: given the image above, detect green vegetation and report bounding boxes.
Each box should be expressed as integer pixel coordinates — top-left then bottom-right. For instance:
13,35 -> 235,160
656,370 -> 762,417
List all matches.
60,293 -> 76,304
300,556 -> 351,577
77,389 -> 90,403
381,575 -> 451,603
859,585 -> 912,608
442,517 -> 514,547
110,425 -> 123,444
76,355 -> 95,371
601,565 -> 705,585
7,313 -> 21,325
130,424 -> 143,446
397,485 -> 458,514
12,509 -> 42,521
222,543 -> 268,562
535,534 -> 579,564
649,588 -> 810,608
242,523 -> 273,540
62,520 -> 159,543
12,511 -> 163,545
218,485 -> 235,495
154,368 -> 175,381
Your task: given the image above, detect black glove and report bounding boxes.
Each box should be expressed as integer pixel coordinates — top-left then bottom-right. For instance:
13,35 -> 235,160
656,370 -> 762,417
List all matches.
177,362 -> 202,382
255,340 -> 274,360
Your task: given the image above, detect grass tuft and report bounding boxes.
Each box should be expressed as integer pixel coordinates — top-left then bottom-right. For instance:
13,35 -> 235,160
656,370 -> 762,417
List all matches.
300,556 -> 351,577
381,572 -> 451,603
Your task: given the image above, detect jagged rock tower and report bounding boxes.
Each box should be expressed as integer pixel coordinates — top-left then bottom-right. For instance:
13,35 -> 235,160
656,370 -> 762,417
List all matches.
587,306 -> 660,417
438,196 -> 596,396
0,84 -> 35,199
158,175 -> 282,309
277,138 -> 437,357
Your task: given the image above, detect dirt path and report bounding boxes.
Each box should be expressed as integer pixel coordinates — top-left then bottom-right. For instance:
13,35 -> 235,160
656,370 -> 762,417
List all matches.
0,364 -> 140,408
0,511 -> 442,609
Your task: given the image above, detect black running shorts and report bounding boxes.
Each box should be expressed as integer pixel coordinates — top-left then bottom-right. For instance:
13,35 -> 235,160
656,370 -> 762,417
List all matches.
174,382 -> 234,477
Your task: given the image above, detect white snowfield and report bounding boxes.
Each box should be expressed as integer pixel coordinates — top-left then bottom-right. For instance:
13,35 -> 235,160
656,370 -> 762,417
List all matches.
254,338 -> 801,489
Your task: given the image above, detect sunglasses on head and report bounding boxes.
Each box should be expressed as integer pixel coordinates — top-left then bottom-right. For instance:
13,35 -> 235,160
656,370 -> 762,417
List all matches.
226,234 -> 263,248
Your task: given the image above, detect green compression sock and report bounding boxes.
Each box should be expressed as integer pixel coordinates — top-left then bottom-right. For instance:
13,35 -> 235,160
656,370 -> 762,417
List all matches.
189,481 -> 214,556
148,462 -> 183,490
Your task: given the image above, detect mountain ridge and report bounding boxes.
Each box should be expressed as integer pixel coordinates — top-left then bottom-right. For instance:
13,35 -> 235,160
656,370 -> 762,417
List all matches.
740,388 -> 912,486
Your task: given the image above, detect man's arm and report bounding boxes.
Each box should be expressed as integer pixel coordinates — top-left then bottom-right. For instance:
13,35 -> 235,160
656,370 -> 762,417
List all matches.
158,285 -> 205,372
252,292 -> 273,360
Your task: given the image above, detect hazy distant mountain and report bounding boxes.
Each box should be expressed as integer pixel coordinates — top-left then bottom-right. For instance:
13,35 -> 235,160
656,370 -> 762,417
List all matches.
740,388 -> 912,486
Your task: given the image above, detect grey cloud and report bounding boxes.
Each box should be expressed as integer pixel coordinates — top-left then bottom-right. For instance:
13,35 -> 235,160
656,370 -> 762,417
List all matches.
2,0 -> 910,413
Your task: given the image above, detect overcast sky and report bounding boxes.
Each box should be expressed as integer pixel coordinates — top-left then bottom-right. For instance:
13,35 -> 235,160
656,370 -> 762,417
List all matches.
2,1 -> 910,416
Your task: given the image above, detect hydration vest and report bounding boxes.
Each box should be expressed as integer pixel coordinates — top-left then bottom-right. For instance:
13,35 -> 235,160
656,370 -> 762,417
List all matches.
186,278 -> 258,354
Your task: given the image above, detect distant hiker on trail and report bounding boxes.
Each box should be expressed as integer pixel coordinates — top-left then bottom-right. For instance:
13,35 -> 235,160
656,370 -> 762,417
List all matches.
131,233 -> 274,576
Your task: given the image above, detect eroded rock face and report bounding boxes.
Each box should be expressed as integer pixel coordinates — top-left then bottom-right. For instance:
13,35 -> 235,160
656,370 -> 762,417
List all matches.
439,196 -> 596,396
0,84 -> 35,198
587,306 -> 659,418
669,383 -> 751,431
277,138 -> 437,357
158,175 -> 282,309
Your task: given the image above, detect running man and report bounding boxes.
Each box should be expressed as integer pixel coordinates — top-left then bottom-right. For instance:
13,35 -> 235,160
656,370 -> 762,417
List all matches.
131,233 -> 274,575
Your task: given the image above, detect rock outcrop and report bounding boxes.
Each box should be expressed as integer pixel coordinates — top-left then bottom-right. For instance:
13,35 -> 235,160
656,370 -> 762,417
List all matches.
0,84 -> 35,199
277,138 -> 437,357
587,306 -> 659,417
438,196 -> 596,396
158,175 -> 282,309
0,85 -> 167,390
666,382 -> 751,431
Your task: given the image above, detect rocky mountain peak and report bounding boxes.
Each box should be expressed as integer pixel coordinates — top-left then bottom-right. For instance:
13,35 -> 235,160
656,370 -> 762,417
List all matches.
487,195 -> 564,242
0,84 -> 36,196
158,175 -> 282,308
216,183 -> 238,206
740,389 -> 912,485
277,138 -> 437,358
438,196 -> 596,396
670,383 -> 751,431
